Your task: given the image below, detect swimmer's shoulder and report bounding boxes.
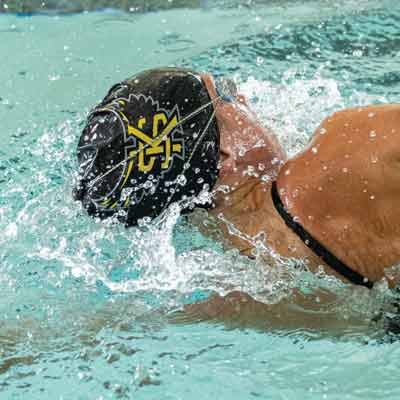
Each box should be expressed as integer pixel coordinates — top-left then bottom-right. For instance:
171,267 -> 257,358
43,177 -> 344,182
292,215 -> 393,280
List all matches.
321,104 -> 400,125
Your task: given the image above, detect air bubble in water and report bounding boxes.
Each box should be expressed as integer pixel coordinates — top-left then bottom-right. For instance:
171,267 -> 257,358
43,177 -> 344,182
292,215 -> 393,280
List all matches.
256,56 -> 264,66
48,74 -> 61,81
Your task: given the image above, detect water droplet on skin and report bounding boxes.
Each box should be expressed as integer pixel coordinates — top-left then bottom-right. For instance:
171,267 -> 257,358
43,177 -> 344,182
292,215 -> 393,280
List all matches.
143,180 -> 153,189
243,166 -> 258,177
258,163 -> 265,171
319,128 -> 327,135
311,147 -> 318,154
176,174 -> 187,186
284,169 -> 291,176
322,165 -> 328,171
344,154 -> 350,159
308,215 -> 314,221
368,112 -> 375,118
370,154 -> 379,164
318,186 -> 323,191
369,130 -> 377,139
370,195 -> 375,200
292,189 -> 299,198
342,167 -> 348,173
271,157 -> 280,165
261,175 -> 270,182
293,216 -> 300,223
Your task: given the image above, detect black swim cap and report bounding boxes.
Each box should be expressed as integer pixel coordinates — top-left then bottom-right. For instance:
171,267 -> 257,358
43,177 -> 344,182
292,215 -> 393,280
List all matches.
73,68 -> 220,226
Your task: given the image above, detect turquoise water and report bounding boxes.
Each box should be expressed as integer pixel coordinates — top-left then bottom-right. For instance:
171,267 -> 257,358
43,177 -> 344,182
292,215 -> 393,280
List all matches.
1,1 -> 400,398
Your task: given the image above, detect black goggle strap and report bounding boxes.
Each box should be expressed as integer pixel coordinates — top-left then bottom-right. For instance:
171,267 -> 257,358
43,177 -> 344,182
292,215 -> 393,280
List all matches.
271,181 -> 374,289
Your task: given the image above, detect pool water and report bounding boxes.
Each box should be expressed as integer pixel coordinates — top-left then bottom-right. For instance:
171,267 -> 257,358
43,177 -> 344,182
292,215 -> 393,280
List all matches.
1,0 -> 400,398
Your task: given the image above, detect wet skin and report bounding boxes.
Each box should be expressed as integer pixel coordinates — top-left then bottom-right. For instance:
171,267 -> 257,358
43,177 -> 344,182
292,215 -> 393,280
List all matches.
201,74 -> 400,288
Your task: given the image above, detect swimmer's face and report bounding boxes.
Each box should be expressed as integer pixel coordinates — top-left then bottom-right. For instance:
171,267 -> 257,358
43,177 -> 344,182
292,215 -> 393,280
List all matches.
201,74 -> 268,178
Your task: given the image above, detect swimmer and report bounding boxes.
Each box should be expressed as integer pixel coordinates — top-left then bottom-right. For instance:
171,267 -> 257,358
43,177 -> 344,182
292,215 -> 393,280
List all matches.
73,67 -> 400,309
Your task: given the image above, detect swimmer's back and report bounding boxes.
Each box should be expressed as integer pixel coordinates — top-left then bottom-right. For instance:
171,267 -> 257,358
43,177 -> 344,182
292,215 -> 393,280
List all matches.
277,103 -> 400,283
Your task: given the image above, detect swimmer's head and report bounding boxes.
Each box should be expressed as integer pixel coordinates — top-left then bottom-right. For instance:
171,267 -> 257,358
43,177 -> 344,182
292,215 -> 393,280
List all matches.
73,68 -> 220,226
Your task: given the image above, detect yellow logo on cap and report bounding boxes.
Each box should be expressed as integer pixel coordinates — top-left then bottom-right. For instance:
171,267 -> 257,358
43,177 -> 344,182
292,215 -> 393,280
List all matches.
97,95 -> 185,209
126,111 -> 183,173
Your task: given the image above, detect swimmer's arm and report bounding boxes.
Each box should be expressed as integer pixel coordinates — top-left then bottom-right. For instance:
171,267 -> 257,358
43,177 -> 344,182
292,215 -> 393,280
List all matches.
169,290 -> 373,333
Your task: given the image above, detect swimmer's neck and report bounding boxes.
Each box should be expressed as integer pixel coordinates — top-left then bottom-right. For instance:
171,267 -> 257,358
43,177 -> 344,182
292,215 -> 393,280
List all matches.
211,174 -> 327,271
